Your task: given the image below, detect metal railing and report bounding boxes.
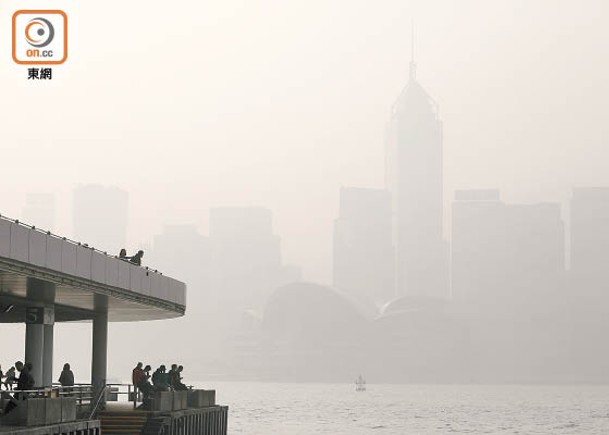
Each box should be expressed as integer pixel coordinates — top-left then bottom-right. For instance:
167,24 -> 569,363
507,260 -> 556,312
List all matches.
105,383 -> 142,409
0,213 -> 164,275
1,384 -> 96,419
89,385 -> 109,419
2,383 -> 142,416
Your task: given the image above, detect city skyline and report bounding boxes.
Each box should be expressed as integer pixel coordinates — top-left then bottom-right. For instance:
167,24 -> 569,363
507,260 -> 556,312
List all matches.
1,1 -> 607,286
2,3 -> 609,434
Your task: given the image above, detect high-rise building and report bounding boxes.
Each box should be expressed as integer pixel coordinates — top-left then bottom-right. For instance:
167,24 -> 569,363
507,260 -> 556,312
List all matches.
22,193 -> 55,231
209,207 -> 283,316
570,187 -> 609,301
333,187 -> 394,308
451,189 -> 564,310
570,187 -> 609,277
73,185 -> 128,254
386,56 -> 447,299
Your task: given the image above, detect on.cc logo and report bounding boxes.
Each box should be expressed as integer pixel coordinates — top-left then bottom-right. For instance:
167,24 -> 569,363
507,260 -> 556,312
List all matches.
25,17 -> 55,48
12,10 -> 67,65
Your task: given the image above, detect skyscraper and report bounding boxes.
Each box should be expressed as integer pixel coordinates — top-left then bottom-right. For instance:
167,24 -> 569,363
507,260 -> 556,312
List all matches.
386,55 -> 447,299
451,189 -> 564,310
333,187 -> 394,308
570,187 -> 609,296
209,207 -> 283,315
73,185 -> 128,254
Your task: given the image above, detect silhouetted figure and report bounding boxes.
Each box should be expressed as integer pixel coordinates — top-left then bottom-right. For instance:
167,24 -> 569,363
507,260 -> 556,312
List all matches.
4,361 -> 32,414
4,366 -> 16,390
19,362 -> 34,391
136,365 -> 153,398
119,248 -> 128,260
168,364 -> 179,389
174,365 -> 188,391
152,365 -> 169,391
129,250 -> 144,266
132,362 -> 144,386
131,362 -> 150,396
59,363 -> 75,387
132,365 -> 155,409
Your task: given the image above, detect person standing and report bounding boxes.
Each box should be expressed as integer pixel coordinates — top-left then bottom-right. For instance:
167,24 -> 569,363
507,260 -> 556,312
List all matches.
15,361 -> 33,398
132,362 -> 144,388
58,363 -> 75,395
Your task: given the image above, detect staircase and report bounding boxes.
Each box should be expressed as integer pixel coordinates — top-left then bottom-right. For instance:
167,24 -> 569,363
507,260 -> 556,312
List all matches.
98,409 -> 149,435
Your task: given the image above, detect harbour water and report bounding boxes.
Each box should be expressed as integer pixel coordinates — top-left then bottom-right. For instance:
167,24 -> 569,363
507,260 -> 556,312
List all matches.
203,382 -> 609,434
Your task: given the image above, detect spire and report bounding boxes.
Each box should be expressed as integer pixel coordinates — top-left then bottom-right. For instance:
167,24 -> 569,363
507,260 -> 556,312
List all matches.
409,20 -> 417,80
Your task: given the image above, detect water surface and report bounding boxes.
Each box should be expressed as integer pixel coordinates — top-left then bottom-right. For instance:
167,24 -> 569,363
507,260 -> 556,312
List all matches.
202,382 -> 609,434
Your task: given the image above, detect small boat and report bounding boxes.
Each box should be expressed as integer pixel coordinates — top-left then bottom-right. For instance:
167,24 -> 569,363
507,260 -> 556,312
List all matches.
355,375 -> 366,392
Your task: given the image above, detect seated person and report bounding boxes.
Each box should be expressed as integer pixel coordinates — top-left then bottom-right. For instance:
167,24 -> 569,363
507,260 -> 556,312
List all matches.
4,366 -> 16,390
168,364 -> 179,389
4,361 -> 33,414
151,365 -> 169,391
129,250 -> 144,266
174,365 -> 188,391
137,365 -> 153,397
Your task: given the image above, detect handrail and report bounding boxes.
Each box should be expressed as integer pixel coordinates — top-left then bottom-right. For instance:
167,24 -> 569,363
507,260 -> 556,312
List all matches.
89,385 -> 108,420
0,212 -> 164,275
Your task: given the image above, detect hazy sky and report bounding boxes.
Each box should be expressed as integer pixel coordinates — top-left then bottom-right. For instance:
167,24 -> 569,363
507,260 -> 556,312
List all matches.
0,0 -> 608,283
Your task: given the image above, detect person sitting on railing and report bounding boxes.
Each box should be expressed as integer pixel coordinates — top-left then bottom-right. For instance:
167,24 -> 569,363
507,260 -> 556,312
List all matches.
173,365 -> 188,391
168,364 -> 179,389
152,365 -> 170,391
119,248 -> 128,260
3,361 -> 33,414
3,366 -> 16,390
58,363 -> 75,394
129,250 -> 144,266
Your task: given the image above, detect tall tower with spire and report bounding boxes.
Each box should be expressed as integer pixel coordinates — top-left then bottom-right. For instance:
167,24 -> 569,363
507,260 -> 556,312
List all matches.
386,43 -> 448,300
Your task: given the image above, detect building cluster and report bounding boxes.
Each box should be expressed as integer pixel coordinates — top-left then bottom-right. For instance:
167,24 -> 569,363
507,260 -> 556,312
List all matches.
17,59 -> 609,383
324,60 -> 609,382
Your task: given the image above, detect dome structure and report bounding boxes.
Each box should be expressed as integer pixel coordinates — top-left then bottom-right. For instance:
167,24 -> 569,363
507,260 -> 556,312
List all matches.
262,282 -> 367,342
380,295 -> 449,318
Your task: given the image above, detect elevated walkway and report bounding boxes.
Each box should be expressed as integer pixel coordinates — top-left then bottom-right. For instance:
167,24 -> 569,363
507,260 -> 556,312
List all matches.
0,215 -> 228,435
0,214 -> 187,389
0,215 -> 186,323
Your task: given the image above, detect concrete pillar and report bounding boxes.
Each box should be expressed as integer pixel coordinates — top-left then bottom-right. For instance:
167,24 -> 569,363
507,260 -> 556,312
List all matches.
91,312 -> 108,389
25,323 -> 44,388
43,323 -> 54,387
25,279 -> 56,389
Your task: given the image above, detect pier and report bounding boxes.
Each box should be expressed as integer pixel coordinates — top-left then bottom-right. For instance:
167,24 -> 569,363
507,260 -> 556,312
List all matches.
0,215 -> 228,434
